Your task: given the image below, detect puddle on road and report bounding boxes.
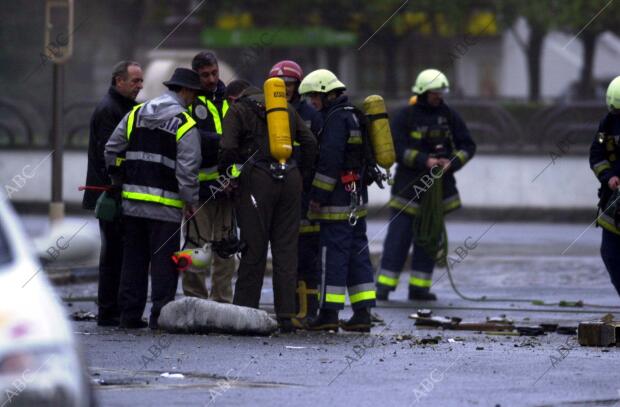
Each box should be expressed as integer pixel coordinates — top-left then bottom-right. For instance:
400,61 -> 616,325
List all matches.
91,367 -> 301,391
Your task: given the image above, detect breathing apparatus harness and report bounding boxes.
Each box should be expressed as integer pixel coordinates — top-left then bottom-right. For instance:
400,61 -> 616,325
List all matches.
319,103 -> 382,226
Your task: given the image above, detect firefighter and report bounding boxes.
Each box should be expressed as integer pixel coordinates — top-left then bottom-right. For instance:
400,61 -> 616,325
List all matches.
590,76 -> 620,297
219,81 -> 317,332
376,69 -> 476,301
181,51 -> 236,303
105,68 -> 201,329
299,69 -> 377,332
268,60 -> 323,324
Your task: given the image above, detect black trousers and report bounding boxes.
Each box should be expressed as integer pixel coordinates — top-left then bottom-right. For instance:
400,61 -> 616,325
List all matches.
98,218 -> 124,319
118,215 -> 180,325
233,168 -> 301,318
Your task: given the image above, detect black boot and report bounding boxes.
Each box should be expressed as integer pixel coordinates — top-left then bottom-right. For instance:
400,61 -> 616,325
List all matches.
119,318 -> 148,329
277,318 -> 298,333
97,314 -> 120,327
307,309 -> 339,332
408,286 -> 437,301
376,284 -> 391,301
341,308 -> 372,333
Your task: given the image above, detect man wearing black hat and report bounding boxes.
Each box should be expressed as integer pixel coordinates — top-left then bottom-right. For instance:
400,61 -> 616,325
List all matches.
105,68 -> 202,329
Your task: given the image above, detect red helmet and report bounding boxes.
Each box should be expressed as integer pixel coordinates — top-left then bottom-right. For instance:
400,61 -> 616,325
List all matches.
269,60 -> 303,82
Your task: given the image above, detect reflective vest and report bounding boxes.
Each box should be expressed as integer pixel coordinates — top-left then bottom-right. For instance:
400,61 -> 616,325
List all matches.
190,96 -> 229,183
121,104 -> 196,208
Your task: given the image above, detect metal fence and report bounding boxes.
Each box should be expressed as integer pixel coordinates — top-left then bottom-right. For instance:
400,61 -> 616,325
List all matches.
0,97 -> 606,153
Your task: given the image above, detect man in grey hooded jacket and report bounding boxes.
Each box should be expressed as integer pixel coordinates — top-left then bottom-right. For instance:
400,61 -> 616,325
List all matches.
105,67 -> 202,329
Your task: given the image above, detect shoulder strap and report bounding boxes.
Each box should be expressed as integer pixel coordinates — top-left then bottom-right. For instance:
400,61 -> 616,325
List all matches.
318,105 -> 350,139
239,97 -> 266,121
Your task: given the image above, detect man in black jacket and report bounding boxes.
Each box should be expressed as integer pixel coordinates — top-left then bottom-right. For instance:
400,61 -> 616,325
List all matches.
83,60 -> 143,326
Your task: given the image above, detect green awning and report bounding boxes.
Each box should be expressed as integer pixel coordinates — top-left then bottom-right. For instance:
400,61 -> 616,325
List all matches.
200,27 -> 357,48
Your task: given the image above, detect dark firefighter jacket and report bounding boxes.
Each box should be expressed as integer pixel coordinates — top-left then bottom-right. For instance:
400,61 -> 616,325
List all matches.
389,95 -> 476,216
590,111 -> 620,235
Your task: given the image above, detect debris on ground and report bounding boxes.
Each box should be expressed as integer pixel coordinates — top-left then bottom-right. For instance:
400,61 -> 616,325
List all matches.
557,326 -> 578,335
486,315 -> 513,324
539,323 -> 558,332
515,326 -> 545,336
160,373 -> 185,379
417,336 -> 442,345
71,311 -> 96,321
409,310 -> 579,337
578,315 -> 620,346
393,334 -> 414,342
558,300 -> 584,308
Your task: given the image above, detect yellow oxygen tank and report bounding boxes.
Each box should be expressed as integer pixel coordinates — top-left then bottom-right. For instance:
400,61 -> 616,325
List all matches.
363,94 -> 395,184
408,95 -> 418,105
264,77 -> 292,165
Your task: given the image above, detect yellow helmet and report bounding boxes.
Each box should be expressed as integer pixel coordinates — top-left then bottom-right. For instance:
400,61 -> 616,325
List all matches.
606,76 -> 620,111
412,69 -> 449,95
299,69 -> 346,95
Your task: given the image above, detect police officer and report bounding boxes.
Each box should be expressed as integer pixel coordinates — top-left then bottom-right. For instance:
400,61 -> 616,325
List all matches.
299,69 -> 376,332
590,76 -> 620,297
376,69 -> 476,301
268,60 -> 323,323
105,68 -> 201,329
219,81 -> 317,332
182,51 -> 236,303
83,61 -> 143,326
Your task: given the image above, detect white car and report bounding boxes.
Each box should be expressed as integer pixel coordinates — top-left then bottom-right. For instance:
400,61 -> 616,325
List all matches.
0,195 -> 95,406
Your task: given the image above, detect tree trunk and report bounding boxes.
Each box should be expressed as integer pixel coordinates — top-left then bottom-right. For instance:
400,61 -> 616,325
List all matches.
579,31 -> 598,99
526,26 -> 545,102
383,42 -> 398,98
326,47 -> 340,74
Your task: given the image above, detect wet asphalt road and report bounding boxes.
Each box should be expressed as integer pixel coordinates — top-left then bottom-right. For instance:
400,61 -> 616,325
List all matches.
48,220 -> 620,406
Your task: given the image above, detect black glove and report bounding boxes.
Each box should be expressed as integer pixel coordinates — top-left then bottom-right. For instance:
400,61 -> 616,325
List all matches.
367,165 -> 384,189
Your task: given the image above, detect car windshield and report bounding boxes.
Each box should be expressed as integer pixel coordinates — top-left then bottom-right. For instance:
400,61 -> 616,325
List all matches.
0,221 -> 13,266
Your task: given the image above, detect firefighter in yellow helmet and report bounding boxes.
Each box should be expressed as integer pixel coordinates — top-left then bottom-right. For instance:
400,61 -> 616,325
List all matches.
376,69 -> 476,302
300,69 -> 377,332
589,75 -> 620,298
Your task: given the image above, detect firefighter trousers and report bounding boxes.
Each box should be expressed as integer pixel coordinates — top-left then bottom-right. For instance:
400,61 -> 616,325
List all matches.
377,209 -> 435,292
319,218 -> 376,311
233,167 -> 301,318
